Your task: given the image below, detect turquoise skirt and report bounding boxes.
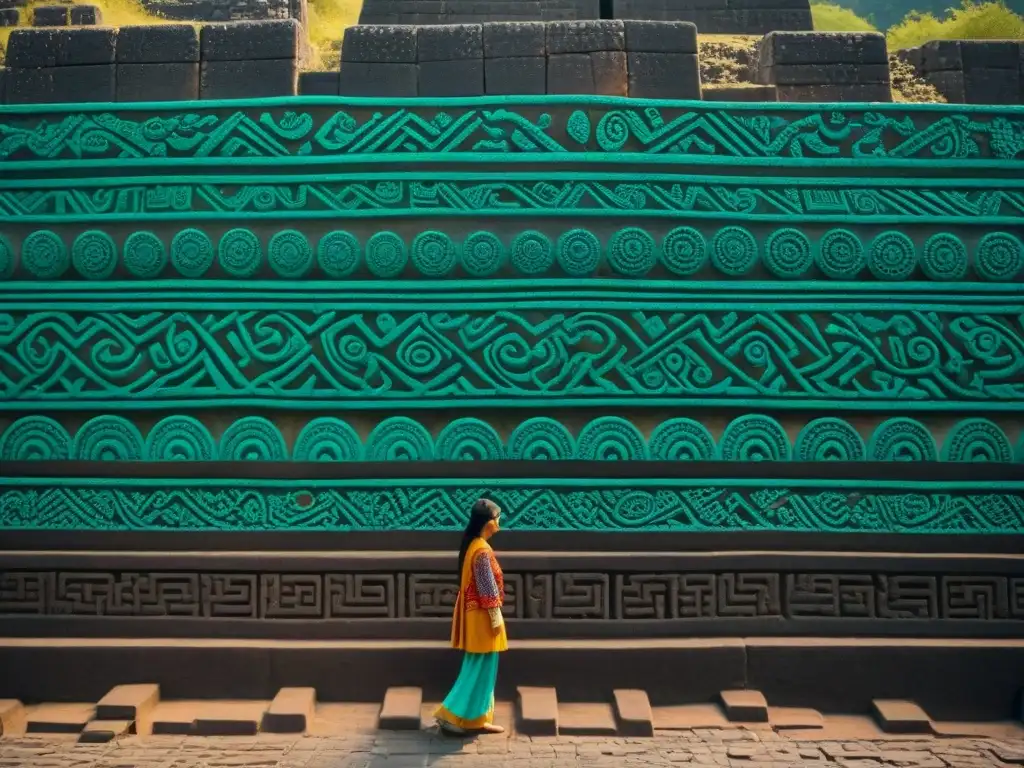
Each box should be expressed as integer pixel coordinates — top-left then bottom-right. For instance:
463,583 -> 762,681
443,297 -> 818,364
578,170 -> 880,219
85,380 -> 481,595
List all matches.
434,651 -> 499,730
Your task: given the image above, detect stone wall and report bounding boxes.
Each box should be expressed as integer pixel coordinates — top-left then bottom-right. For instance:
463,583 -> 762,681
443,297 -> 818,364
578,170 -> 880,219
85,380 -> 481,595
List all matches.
756,31 -> 891,102
897,40 -> 1024,105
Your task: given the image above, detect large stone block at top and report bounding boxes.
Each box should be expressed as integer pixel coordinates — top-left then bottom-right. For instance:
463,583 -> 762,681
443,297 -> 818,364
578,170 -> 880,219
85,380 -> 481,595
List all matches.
117,24 -> 199,63
5,27 -> 116,68
624,20 -> 697,54
417,24 -> 483,61
547,20 -> 624,54
960,40 -> 1020,70
341,25 -> 418,63
758,31 -> 887,67
483,21 -> 546,58
200,19 -> 299,61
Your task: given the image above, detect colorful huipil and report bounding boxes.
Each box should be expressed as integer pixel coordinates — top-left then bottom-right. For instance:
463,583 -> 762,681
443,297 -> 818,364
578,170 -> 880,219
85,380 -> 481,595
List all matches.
434,537 -> 508,730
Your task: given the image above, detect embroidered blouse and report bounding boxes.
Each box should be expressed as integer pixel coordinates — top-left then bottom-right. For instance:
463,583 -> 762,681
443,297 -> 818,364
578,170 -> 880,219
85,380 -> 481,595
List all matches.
464,547 -> 504,611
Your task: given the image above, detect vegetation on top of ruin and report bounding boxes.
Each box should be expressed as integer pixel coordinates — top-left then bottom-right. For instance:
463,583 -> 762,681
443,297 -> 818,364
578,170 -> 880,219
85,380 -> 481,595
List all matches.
886,0 -> 1024,48
809,1 -> 877,31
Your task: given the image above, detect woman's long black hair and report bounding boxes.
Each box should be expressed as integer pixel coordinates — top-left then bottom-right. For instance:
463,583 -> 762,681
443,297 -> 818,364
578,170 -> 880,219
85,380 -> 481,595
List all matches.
457,498 -> 499,577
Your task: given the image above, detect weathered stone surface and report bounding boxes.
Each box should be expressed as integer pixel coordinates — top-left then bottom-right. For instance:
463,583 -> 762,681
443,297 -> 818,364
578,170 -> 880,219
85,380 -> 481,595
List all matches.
924,69 -> 965,101
60,27 -> 117,65
419,58 -> 484,95
378,687 -> 422,731
613,689 -> 654,737
32,5 -> 68,26
775,82 -> 891,101
702,83 -> 777,100
547,52 -> 593,93
262,687 -> 316,734
547,20 -> 624,54
961,39 -> 1020,70
200,19 -> 299,61
613,3 -> 810,33
6,64 -> 116,103
26,703 -> 94,733
591,50 -> 627,95
759,62 -> 890,85
70,5 -> 102,24
517,687 -> 558,736
200,58 -> 297,98
0,700 -> 26,737
627,51 -> 700,98
6,28 -> 60,67
718,690 -> 769,722
558,702 -> 617,736
96,685 -> 159,722
483,21 -> 545,57
485,56 -> 545,94
963,66 -> 1020,104
77,720 -> 132,744
117,62 -> 200,101
623,20 -> 697,54
341,24 -> 417,63
758,31 -> 887,67
872,699 -> 933,734
116,24 -> 199,63
919,39 -> 962,71
298,71 -> 339,95
417,24 -> 483,61
339,61 -> 417,95
0,8 -> 17,25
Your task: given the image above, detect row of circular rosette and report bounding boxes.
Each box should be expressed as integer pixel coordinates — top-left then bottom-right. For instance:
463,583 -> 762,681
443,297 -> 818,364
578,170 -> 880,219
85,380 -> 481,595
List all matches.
1,414 -> 1019,463
1,226 -> 1022,281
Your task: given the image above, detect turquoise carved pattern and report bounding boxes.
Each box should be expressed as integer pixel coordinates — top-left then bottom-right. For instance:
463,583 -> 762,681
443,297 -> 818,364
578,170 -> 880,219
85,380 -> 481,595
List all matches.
2,414 -> 1018,463
6,226 -> 1021,281
3,175 -> 1024,222
0,101 -> 1023,163
0,479 -> 1021,533
2,294 -> 1023,410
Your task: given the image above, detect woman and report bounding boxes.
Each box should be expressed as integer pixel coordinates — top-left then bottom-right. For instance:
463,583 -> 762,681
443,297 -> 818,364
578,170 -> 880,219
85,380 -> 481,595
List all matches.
434,498 -> 507,735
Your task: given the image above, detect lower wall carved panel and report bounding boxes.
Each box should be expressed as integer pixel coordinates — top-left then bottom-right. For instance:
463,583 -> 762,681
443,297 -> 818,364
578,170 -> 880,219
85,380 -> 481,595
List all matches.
2,569 -> 1022,623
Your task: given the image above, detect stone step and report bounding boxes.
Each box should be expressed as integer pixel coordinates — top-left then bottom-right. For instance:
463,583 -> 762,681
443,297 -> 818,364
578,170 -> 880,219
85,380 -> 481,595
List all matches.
613,689 -> 654,737
78,720 -> 132,744
150,700 -> 268,736
872,699 -> 934,735
378,687 -> 422,731
263,687 -> 317,734
0,700 -> 26,737
96,684 -> 159,723
516,686 -> 558,736
718,689 -> 769,722
25,703 -> 94,734
557,702 -> 617,736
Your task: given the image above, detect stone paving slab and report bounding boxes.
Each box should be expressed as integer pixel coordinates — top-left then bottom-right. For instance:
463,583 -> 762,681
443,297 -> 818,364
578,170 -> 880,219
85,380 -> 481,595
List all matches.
2,731 -> 1024,768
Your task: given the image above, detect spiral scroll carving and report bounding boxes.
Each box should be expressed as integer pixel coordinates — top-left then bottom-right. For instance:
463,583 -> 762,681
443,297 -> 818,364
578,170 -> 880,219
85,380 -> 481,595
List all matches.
219,416 -> 288,461
411,231 -> 458,277
268,230 -> 313,278
941,418 -> 1012,462
921,232 -> 967,281
366,231 -> 408,278
293,417 -> 362,462
869,418 -> 937,461
73,415 -> 144,461
510,231 -> 554,275
576,417 -> 647,460
218,228 -> 263,278
366,417 -> 434,461
608,228 -> 656,277
461,231 -> 506,276
711,226 -> 758,276
145,416 -> 216,461
435,418 -> 505,460
794,418 -> 865,461
976,232 -> 1023,281
170,228 -> 214,278
662,226 -> 707,276
557,228 -> 601,276
22,230 -> 68,279
719,415 -> 791,461
508,417 -> 575,460
816,228 -> 865,279
648,418 -> 716,461
0,416 -> 71,460
72,230 -> 117,280
317,231 -> 360,278
123,231 -> 167,278
869,231 -> 917,281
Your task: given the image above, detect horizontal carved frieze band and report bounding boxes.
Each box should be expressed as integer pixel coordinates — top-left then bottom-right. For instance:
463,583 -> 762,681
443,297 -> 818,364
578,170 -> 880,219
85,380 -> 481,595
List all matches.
2,482 -> 1021,533
0,101 -> 1021,164
2,226 -> 1022,282
3,414 -> 1021,464
2,569 -> 1022,621
3,175 -> 1024,223
2,301 -> 1022,409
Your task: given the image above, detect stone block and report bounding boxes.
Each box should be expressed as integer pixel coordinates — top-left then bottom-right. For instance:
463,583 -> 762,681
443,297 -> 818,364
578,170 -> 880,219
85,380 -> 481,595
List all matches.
759,62 -> 890,85
895,46 -> 922,72
70,5 -> 102,24
0,8 -> 17,25
483,21 -> 545,57
591,50 -> 627,95
78,720 -> 131,743
60,27 -> 117,65
627,51 -> 699,98
758,31 -> 887,67
559,702 -> 617,736
262,687 -> 316,733
517,686 -> 558,736
702,83 -> 776,100
925,69 -> 965,102
0,700 -> 26,737
417,24 -> 482,61
200,19 -> 299,61
718,689 -> 769,722
200,59 -> 297,98
961,39 -> 1019,70
419,58 -> 484,95
117,24 -> 199,63
298,70 -> 339,95
548,52 -> 593,92
339,61 -> 417,96
485,56 -> 545,94
26,703 -> 94,733
96,685 -> 159,722
341,24 -> 417,63
6,64 -> 116,103
117,62 -> 199,101
623,20 -> 697,54
613,689 -> 654,737
378,687 -> 421,730
963,66 -> 1020,104
775,82 -> 891,101
6,29 -> 61,67
547,20 -> 624,54
919,39 -> 961,71
872,699 -> 933,734
32,5 -> 68,26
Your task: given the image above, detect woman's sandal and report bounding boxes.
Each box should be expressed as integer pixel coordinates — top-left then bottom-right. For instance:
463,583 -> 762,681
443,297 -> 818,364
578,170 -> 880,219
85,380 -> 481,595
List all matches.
478,723 -> 505,734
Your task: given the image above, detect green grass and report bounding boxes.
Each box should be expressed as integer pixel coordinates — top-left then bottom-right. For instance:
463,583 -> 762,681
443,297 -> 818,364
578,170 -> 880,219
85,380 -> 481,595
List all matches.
887,0 -> 1024,48
811,1 -> 879,31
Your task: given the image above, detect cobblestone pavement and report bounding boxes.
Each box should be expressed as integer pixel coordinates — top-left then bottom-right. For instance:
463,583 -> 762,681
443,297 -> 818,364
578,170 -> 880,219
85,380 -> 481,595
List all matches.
3,730 -> 1024,768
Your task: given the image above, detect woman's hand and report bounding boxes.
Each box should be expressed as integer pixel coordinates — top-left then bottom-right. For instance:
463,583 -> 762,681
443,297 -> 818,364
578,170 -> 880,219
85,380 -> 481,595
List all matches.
488,607 -> 504,636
